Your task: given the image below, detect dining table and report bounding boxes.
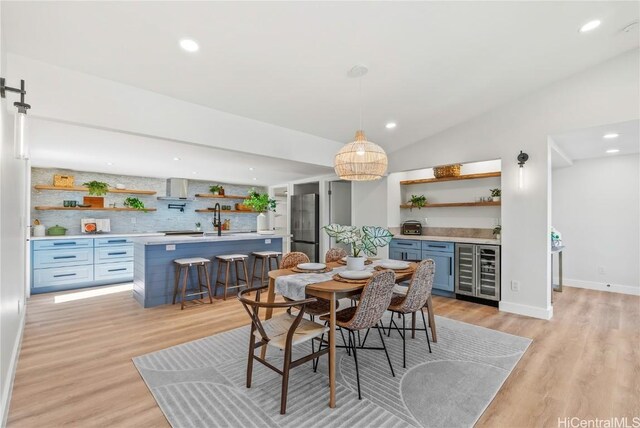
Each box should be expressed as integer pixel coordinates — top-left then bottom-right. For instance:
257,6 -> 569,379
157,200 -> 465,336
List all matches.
263,261 -> 437,409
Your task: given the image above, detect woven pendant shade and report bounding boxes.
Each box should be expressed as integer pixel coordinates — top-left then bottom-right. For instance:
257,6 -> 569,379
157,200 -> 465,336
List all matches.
334,130 -> 388,181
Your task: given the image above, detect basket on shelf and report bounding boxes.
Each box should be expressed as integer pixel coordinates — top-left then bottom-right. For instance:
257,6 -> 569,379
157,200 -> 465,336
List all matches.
53,174 -> 75,187
433,164 -> 461,179
235,203 -> 253,211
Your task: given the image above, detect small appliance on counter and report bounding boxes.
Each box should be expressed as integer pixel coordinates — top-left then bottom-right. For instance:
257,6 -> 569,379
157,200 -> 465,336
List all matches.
401,220 -> 423,235
81,218 -> 111,234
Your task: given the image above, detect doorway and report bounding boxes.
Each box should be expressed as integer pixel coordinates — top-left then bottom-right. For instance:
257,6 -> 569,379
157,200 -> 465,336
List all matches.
328,180 -> 352,253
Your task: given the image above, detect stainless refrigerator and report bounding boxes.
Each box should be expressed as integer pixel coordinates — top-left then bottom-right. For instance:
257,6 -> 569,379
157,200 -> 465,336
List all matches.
291,194 -> 320,262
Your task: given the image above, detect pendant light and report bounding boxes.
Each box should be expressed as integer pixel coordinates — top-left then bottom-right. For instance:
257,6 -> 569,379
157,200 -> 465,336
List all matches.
334,65 -> 388,181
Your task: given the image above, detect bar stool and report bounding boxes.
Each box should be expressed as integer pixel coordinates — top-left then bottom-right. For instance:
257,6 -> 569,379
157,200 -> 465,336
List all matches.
215,254 -> 250,300
251,251 -> 281,287
172,257 -> 213,310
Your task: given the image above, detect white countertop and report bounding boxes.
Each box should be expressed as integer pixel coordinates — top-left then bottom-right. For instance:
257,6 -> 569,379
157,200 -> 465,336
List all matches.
30,232 -> 165,241
393,234 -> 500,245
138,232 -> 289,246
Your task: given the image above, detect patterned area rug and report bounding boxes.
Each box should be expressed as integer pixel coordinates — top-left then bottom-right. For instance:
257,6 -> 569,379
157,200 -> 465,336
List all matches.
133,313 -> 531,428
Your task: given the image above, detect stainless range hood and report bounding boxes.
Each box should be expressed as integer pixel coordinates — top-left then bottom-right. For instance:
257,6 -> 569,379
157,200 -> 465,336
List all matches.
157,178 -> 195,201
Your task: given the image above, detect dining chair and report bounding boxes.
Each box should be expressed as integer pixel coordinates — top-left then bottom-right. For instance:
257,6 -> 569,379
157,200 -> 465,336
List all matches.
386,259 -> 435,368
324,247 -> 347,263
238,286 -> 329,415
280,251 -> 310,269
319,270 -> 396,400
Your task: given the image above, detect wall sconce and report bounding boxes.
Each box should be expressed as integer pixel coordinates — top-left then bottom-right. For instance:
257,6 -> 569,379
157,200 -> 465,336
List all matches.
517,150 -> 529,189
0,78 -> 31,160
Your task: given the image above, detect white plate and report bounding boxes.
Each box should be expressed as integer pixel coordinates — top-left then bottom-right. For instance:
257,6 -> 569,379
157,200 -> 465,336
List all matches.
297,263 -> 326,271
339,270 -> 373,280
379,261 -> 410,270
341,256 -> 348,261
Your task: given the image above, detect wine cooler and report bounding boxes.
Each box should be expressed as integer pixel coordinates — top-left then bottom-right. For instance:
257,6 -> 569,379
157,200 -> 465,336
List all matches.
454,243 -> 501,301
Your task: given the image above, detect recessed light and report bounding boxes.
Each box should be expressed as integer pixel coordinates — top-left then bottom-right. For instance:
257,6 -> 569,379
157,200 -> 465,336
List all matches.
179,39 -> 199,52
249,167 -> 254,171
603,133 -> 619,139
106,162 -> 113,166
173,157 -> 181,161
192,171 -> 197,175
252,177 -> 257,181
606,149 -> 620,154
385,122 -> 397,129
580,20 -> 601,33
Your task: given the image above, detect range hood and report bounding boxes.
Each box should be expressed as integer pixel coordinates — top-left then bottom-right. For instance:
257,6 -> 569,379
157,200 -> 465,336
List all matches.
157,178 -> 195,201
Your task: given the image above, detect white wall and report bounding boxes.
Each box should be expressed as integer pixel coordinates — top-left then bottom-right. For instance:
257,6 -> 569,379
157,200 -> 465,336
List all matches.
552,154 -> 639,295
352,179 -> 390,259
0,10 -> 30,421
385,49 -> 639,319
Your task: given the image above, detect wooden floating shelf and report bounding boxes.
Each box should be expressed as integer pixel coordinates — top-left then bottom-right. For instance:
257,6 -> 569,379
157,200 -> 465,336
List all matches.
400,172 -> 501,185
195,209 -> 257,214
34,185 -> 156,195
34,206 -> 157,212
400,201 -> 501,208
195,194 -> 249,199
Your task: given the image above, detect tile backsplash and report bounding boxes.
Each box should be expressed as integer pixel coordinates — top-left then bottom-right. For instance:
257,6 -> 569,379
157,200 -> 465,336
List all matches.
31,168 -> 265,235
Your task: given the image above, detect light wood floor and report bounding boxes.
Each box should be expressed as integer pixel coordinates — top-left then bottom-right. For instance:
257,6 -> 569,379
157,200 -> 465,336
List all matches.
7,285 -> 640,427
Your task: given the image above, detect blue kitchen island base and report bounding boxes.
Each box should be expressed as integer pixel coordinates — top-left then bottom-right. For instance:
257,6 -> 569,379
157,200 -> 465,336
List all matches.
133,235 -> 283,308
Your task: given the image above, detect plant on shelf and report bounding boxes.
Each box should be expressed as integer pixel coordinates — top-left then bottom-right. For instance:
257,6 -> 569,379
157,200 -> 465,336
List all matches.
323,223 -> 393,258
123,197 -> 147,212
209,185 -> 224,195
195,222 -> 201,232
409,194 -> 427,210
490,188 -> 501,201
83,181 -> 109,196
493,225 -> 501,239
244,189 -> 276,212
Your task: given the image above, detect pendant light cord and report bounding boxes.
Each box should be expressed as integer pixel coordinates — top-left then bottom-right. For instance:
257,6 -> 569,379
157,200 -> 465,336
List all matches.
358,76 -> 363,131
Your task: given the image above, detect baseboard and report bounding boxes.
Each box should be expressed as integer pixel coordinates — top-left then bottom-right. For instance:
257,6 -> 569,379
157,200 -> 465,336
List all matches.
499,300 -> 553,320
1,311 -> 25,427
558,278 -> 640,296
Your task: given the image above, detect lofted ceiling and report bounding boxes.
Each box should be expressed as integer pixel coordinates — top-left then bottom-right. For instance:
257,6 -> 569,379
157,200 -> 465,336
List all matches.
3,1 -> 639,154
551,119 -> 639,168
28,118 -> 333,185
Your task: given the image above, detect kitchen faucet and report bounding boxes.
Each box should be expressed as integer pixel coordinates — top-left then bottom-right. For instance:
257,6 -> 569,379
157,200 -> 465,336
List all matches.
212,203 -> 222,236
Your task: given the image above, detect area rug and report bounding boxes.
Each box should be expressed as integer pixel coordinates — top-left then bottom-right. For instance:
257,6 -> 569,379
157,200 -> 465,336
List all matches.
133,314 -> 531,428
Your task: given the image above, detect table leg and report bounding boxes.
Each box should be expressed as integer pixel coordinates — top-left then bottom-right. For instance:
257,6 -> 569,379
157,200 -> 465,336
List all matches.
426,295 -> 437,343
261,277 -> 277,359
329,293 -> 336,408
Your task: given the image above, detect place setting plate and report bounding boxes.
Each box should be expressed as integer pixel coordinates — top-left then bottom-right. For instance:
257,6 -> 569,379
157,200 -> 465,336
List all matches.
291,262 -> 333,273
336,257 -> 373,265
332,270 -> 373,284
375,260 -> 414,273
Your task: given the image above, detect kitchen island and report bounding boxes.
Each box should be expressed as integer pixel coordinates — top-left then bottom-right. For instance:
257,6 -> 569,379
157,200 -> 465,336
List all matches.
133,233 -> 284,307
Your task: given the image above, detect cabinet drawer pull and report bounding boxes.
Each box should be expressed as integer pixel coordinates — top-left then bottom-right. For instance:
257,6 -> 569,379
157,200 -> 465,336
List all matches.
53,255 -> 77,259
429,244 -> 447,248
108,268 -> 127,272
53,273 -> 77,278
107,252 -> 128,256
397,243 -> 412,246
107,239 -> 127,243
53,242 -> 76,246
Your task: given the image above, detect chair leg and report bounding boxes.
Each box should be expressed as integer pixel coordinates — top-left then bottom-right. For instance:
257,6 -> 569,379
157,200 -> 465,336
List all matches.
250,256 -> 258,288
223,261 -> 230,300
242,259 -> 250,291
360,328 -> 370,347
412,312 -> 416,339
387,314 -> 393,337
172,264 -> 180,305
247,336 -> 256,388
281,346 -> 292,414
214,260 -> 223,298
180,266 -> 189,310
203,264 -> 213,304
340,327 -> 350,356
349,330 -> 362,400
376,322 -> 395,377
402,313 -> 406,368
420,309 -> 432,353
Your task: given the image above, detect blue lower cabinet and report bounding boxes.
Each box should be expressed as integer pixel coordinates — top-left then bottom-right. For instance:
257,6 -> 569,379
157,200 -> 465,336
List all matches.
95,261 -> 134,282
423,250 -> 454,292
389,239 -> 422,261
33,265 -> 94,289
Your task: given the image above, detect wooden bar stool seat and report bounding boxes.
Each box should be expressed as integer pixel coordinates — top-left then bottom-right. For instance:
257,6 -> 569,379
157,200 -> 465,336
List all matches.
215,254 -> 250,300
251,251 -> 281,287
172,257 -> 213,310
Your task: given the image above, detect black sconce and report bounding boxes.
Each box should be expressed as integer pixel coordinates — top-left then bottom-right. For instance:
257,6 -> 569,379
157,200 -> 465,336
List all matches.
517,151 -> 529,189
0,78 -> 31,159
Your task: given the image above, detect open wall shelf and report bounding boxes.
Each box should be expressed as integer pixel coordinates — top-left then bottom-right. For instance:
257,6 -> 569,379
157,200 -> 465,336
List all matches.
34,206 -> 157,212
34,185 -> 156,195
400,172 -> 501,185
194,209 -> 257,214
400,201 -> 500,208
195,194 -> 249,199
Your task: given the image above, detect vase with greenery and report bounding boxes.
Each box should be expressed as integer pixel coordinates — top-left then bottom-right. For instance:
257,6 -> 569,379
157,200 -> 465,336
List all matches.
323,224 -> 393,270
493,225 -> 501,240
209,185 -> 224,195
245,189 -> 276,231
83,181 -> 109,196
409,194 -> 427,210
195,222 -> 201,232
123,197 -> 147,212
490,188 -> 501,202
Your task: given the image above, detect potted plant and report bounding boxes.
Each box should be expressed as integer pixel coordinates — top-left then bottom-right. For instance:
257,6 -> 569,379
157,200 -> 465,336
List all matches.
409,194 -> 427,210
195,222 -> 202,232
493,225 -> 501,240
490,188 -> 501,202
323,224 -> 393,271
83,180 -> 109,196
209,185 -> 224,196
244,189 -> 277,231
123,197 -> 148,212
